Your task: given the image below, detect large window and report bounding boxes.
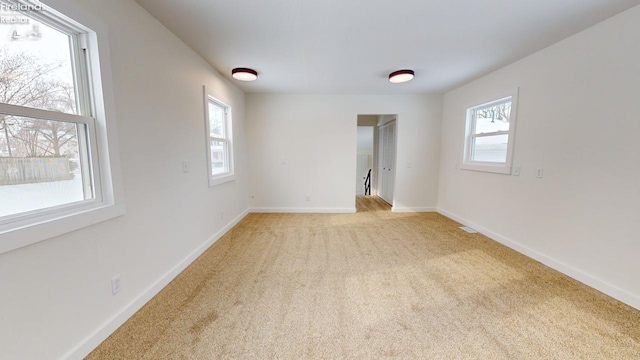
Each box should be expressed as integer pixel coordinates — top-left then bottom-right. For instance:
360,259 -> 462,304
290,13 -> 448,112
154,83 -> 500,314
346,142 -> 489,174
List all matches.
462,89 -> 519,174
204,88 -> 234,186
0,1 -> 123,253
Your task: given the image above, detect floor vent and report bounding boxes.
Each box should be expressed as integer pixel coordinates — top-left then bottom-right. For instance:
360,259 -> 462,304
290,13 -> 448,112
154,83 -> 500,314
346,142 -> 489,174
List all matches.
460,226 -> 478,234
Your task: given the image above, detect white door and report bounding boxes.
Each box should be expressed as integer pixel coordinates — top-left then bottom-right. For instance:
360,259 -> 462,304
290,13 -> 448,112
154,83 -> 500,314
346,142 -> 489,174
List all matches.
378,126 -> 386,197
386,122 -> 395,201
377,120 -> 396,205
356,154 -> 369,195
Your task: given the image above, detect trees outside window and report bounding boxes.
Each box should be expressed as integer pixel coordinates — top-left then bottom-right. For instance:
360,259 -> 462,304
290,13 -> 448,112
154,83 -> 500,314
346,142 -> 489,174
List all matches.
0,5 -> 95,218
461,88 -> 519,174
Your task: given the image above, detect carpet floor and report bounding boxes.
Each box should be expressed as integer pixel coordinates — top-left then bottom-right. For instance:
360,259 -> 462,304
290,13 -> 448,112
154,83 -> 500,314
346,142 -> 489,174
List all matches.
88,196 -> 640,359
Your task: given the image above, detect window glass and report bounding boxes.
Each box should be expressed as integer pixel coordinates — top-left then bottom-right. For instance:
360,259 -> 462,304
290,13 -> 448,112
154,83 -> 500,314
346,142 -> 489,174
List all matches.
0,7 -> 77,114
210,140 -> 228,175
474,102 -> 511,134
0,115 -> 90,218
471,134 -> 509,163
0,5 -> 94,220
208,102 -> 224,138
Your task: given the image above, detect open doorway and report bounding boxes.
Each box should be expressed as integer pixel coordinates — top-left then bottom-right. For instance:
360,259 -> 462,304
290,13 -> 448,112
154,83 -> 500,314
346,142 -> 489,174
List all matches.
355,114 -> 397,212
356,126 -> 374,196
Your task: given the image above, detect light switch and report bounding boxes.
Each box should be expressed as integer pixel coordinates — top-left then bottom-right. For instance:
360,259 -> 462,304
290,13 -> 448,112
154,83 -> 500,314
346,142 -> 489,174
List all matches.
182,160 -> 189,173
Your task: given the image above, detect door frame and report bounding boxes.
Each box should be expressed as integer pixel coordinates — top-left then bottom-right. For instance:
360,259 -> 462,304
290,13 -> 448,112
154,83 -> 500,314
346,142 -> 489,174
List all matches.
354,115 -> 398,210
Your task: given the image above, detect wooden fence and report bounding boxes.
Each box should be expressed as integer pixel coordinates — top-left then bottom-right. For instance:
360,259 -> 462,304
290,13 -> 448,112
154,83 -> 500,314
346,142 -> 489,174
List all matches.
0,157 -> 72,185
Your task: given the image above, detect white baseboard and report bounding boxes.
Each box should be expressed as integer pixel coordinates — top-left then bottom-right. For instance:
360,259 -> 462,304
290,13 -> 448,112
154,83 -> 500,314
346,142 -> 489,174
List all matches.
437,208 -> 640,311
391,207 -> 437,213
250,207 -> 356,214
63,209 -> 251,360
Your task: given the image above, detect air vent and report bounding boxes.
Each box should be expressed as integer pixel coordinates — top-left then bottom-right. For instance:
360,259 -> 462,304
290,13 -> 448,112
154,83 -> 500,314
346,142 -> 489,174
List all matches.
460,226 -> 478,234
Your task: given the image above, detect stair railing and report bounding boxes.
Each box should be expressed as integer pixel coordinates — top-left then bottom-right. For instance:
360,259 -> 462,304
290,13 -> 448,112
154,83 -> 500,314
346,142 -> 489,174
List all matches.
364,169 -> 372,195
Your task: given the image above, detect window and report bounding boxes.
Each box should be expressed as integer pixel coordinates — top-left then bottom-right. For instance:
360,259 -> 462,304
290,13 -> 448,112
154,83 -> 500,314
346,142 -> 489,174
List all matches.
0,1 -> 124,253
204,87 -> 234,186
462,88 -> 519,174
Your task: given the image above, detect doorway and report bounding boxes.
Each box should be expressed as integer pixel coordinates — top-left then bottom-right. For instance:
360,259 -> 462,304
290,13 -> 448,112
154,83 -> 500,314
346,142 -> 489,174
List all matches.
355,114 -> 397,211
356,126 -> 373,196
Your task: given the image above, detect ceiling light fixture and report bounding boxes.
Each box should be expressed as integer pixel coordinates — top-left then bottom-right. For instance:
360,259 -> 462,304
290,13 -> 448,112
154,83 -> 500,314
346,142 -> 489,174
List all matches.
232,67 -> 258,81
388,69 -> 415,83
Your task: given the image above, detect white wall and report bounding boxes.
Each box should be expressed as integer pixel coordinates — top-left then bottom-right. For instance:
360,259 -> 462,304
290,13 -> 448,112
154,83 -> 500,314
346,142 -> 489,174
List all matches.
247,94 -> 442,212
0,0 -> 249,358
356,126 -> 374,156
438,5 -> 640,309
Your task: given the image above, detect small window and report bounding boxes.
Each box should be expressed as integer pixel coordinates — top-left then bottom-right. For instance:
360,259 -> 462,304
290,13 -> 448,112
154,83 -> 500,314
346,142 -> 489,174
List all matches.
462,89 -> 519,174
0,1 -> 124,253
204,88 -> 234,186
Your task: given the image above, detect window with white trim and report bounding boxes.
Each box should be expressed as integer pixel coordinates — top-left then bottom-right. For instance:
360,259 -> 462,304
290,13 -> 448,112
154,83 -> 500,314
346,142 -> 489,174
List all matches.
0,1 -> 123,253
462,89 -> 519,174
204,88 -> 234,186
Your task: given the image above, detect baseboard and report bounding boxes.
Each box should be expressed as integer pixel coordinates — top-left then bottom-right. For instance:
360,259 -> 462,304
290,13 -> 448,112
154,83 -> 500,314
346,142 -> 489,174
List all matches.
436,208 -> 640,311
62,208 -> 251,360
250,207 -> 356,214
391,207 -> 437,213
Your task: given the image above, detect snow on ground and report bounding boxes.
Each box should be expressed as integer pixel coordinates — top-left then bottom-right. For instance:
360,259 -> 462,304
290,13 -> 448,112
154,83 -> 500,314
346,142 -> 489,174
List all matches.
0,176 -> 84,218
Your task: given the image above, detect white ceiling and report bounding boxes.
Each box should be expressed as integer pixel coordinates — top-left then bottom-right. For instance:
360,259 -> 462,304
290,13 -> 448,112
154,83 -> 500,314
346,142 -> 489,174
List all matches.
135,0 -> 639,94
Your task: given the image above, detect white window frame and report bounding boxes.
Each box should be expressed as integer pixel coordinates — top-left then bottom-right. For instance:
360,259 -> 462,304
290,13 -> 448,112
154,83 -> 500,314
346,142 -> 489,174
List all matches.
0,1 -> 125,254
203,87 -> 234,187
461,87 -> 519,174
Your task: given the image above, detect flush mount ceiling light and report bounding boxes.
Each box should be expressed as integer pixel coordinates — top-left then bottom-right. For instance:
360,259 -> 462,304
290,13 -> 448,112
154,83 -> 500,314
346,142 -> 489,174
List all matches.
388,69 -> 415,83
232,67 -> 258,81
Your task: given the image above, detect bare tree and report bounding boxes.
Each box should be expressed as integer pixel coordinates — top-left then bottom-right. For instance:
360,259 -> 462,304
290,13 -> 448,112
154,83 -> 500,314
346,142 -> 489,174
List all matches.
0,117 -> 12,156
0,48 -> 77,158
10,117 -> 43,157
39,120 -> 77,157
496,103 -> 511,122
477,103 -> 511,123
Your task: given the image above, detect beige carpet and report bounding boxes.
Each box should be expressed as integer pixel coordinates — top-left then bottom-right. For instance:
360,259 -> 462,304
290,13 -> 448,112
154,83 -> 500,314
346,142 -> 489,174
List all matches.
88,196 -> 640,359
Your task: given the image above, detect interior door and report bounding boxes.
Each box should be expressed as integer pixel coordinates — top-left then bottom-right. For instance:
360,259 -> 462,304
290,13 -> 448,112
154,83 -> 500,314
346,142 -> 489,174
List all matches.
377,120 -> 396,205
377,126 -> 386,197
386,122 -> 395,201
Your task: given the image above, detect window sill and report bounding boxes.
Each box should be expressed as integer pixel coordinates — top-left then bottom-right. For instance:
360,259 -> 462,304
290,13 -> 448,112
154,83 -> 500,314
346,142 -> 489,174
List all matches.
0,202 -> 126,254
209,174 -> 236,187
460,162 -> 512,175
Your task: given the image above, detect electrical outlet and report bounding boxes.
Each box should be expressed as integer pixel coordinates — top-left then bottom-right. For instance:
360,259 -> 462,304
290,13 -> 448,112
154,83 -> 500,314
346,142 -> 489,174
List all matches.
305,195 -> 311,202
406,161 -> 412,168
513,166 -> 521,176
220,211 -> 224,220
111,275 -> 121,295
536,167 -> 544,178
182,160 -> 189,173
